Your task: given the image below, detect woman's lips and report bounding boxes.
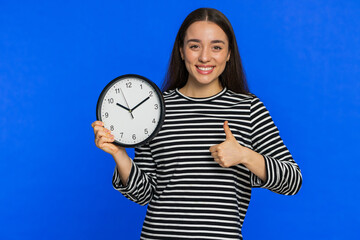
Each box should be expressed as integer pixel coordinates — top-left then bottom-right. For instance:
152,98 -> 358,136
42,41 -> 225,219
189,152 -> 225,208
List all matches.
196,65 -> 215,74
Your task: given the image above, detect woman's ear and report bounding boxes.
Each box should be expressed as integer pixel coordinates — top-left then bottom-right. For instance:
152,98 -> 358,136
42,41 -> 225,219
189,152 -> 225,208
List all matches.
180,47 -> 184,60
227,50 -> 231,62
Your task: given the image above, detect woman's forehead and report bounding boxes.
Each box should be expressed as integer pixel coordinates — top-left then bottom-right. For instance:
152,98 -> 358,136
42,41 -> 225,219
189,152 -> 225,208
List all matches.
185,21 -> 228,42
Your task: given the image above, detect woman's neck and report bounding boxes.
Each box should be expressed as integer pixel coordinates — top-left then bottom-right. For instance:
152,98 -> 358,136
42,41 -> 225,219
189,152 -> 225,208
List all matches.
179,79 -> 223,98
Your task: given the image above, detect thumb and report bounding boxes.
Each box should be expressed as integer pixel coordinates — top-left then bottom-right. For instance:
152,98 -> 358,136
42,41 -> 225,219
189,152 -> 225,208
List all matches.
223,121 -> 234,140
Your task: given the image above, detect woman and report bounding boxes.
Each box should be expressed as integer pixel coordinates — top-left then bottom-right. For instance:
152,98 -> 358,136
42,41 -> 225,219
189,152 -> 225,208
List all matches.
92,8 -> 302,240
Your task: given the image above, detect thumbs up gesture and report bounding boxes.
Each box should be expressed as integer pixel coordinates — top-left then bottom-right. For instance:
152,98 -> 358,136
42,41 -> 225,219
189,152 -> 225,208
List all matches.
209,121 -> 248,168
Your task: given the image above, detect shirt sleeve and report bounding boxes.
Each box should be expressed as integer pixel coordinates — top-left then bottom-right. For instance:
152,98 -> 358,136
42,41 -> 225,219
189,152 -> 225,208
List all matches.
112,143 -> 157,205
249,97 -> 302,195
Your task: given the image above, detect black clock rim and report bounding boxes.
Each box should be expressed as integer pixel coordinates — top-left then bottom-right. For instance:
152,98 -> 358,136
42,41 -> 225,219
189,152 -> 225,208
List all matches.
96,74 -> 165,148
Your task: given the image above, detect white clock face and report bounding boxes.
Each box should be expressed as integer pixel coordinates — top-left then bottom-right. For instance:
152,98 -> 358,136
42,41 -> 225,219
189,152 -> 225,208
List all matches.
97,75 -> 164,147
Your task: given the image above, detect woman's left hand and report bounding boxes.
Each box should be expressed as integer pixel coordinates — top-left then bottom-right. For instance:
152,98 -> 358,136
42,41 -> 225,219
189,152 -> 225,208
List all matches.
209,121 -> 249,168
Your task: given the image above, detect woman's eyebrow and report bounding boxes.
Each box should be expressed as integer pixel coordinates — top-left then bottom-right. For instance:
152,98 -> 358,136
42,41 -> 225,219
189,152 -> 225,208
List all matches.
211,40 -> 225,44
187,39 -> 201,43
186,39 -> 226,44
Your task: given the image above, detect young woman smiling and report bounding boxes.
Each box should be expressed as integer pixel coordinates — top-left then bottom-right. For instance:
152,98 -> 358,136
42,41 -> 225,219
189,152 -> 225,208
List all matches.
92,8 -> 302,240
178,20 -> 230,98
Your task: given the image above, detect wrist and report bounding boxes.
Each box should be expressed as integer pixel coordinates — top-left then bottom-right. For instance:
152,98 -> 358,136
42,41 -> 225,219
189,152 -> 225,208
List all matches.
241,147 -> 259,166
112,147 -> 127,162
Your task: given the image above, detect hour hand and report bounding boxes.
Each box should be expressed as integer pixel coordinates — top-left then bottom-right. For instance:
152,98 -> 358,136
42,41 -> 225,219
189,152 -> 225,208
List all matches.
116,103 -> 130,112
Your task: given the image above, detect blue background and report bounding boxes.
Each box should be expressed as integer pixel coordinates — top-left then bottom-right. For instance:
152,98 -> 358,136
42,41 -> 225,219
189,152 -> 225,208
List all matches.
1,0 -> 359,239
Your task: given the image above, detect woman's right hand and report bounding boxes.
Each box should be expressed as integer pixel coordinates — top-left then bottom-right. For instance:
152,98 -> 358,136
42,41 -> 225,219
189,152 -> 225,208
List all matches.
91,121 -> 125,156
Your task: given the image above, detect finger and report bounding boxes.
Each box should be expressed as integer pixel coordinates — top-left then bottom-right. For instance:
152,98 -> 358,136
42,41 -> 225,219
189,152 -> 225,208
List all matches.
95,127 -> 112,139
96,134 -> 115,147
93,125 -> 105,135
211,151 -> 219,159
91,121 -> 104,128
209,144 -> 219,153
100,142 -> 117,152
97,138 -> 114,149
94,125 -> 112,136
213,157 -> 225,168
223,121 -> 234,140
95,129 -> 111,142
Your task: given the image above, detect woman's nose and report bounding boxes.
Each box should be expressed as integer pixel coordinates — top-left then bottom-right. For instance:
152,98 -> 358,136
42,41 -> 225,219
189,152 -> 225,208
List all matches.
198,47 -> 211,62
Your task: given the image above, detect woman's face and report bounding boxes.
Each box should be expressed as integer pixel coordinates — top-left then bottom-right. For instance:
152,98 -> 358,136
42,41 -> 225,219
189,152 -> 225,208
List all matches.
180,21 -> 230,88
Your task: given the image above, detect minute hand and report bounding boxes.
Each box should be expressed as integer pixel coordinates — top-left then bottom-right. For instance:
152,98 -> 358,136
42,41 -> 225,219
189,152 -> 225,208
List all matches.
131,96 -> 150,112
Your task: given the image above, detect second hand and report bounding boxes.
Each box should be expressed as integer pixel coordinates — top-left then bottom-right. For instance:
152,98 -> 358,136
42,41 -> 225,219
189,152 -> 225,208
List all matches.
120,88 -> 134,119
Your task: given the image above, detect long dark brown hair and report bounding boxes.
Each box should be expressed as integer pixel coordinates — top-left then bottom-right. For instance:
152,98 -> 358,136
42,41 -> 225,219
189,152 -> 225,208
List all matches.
162,8 -> 250,94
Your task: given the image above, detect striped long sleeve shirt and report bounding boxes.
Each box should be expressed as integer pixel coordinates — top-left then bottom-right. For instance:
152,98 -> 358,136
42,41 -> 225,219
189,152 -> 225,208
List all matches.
113,87 -> 302,240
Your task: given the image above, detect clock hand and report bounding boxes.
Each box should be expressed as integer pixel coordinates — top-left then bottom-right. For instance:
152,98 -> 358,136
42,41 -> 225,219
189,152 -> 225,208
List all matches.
131,96 -> 150,112
116,103 -> 130,112
120,88 -> 134,119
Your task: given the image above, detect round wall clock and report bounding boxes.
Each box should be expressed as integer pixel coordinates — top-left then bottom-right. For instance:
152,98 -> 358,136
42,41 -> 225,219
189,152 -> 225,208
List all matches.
96,74 -> 165,147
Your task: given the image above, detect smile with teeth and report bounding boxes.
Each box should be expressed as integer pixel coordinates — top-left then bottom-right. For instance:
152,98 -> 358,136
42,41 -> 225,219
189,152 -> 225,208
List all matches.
196,65 -> 215,74
196,66 -> 214,70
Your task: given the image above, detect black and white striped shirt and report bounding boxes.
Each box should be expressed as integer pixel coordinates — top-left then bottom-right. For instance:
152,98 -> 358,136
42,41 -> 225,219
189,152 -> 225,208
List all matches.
113,87 -> 302,240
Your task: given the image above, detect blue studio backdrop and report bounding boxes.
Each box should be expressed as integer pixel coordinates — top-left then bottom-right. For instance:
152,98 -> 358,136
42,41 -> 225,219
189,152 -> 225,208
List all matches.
1,0 -> 359,239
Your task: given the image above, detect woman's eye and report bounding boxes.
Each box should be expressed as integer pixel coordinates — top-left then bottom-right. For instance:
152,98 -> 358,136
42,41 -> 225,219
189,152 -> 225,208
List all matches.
189,45 -> 199,49
213,46 -> 222,50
